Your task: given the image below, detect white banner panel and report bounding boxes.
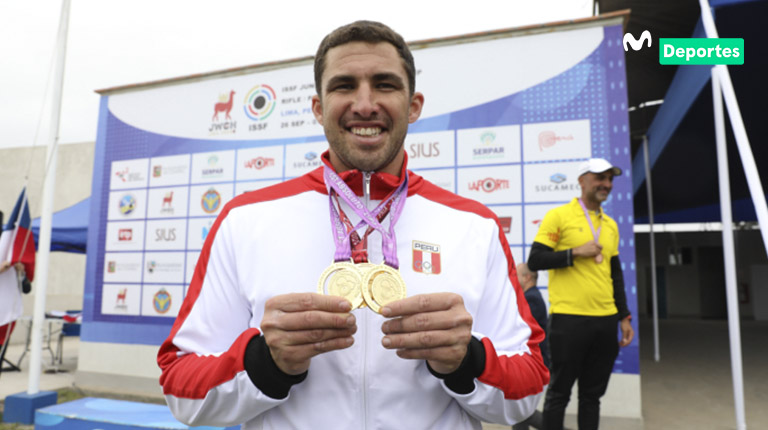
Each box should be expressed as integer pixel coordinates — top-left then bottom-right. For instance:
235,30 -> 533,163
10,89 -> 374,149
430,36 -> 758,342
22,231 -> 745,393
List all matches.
141,285 -> 183,317
105,221 -> 145,252
188,184 -> 233,217
101,284 -> 141,316
235,179 -> 282,195
457,125 -> 521,166
405,131 -> 455,170
522,119 -> 592,162
149,154 -> 191,187
523,161 -> 583,203
103,252 -> 143,284
285,141 -> 327,178
107,189 -> 147,221
143,252 -> 185,284
110,158 -> 148,190
457,165 -> 521,205
490,205 -> 524,246
185,251 -> 201,285
146,186 -> 189,219
236,145 -> 284,180
414,168 -> 455,193
186,217 -> 215,251
191,150 -> 236,184
144,219 -> 187,251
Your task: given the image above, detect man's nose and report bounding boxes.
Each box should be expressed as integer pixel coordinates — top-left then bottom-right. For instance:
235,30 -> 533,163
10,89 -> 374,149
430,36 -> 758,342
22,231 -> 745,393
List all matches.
351,84 -> 378,117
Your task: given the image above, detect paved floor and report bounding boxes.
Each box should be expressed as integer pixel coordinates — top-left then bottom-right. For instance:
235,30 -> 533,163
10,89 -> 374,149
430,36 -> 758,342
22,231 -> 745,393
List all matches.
2,318 -> 767,429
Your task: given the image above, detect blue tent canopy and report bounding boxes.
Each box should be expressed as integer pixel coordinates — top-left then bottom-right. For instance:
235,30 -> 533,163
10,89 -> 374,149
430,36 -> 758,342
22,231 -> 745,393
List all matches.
31,197 -> 89,254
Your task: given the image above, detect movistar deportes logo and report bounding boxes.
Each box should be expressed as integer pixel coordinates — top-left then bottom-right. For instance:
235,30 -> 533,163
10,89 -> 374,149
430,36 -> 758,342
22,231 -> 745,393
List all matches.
624,30 -> 652,52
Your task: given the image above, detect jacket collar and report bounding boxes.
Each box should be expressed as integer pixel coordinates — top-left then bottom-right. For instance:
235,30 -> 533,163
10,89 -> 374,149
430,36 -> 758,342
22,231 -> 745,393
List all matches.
303,150 -> 421,199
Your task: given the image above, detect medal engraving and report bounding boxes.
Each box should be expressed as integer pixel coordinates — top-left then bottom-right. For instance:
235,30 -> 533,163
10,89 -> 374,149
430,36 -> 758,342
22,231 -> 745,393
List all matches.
317,261 -> 364,309
362,264 -> 406,313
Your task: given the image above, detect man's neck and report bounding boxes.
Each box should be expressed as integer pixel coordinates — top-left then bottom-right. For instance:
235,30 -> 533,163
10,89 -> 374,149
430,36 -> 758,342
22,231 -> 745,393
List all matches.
580,196 -> 601,211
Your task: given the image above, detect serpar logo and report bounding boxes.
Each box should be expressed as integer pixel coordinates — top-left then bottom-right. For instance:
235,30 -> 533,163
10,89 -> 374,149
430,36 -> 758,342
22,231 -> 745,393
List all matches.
472,131 -> 504,160
413,241 -> 441,275
624,30 -> 652,52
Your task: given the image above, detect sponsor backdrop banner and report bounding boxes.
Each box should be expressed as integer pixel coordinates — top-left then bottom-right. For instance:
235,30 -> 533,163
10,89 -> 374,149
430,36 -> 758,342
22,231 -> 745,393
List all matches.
85,23 -> 638,373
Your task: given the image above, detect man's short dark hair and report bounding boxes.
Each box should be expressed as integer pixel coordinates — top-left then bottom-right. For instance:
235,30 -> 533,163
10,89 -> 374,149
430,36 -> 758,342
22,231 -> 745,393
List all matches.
314,20 -> 416,97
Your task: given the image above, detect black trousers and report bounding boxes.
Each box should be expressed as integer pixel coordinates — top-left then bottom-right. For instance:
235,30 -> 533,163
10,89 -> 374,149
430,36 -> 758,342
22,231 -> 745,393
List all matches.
542,314 -> 619,430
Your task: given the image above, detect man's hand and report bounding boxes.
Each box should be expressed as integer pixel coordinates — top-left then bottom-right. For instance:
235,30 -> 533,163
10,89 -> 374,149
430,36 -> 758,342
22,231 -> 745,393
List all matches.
380,293 -> 472,374
619,317 -> 634,347
0,261 -> 10,274
260,293 -> 357,375
572,240 -> 602,258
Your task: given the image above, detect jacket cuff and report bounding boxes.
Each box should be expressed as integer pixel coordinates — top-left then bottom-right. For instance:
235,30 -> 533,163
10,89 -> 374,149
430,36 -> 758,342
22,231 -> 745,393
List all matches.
244,335 -> 307,399
427,336 -> 486,394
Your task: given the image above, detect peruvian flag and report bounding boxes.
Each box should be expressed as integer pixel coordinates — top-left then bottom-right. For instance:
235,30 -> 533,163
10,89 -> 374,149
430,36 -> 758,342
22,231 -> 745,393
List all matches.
1,189 -> 36,281
412,241 -> 441,275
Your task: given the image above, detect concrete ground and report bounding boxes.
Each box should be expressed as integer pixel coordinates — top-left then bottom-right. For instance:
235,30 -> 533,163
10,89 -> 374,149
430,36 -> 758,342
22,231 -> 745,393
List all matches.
2,318 -> 767,429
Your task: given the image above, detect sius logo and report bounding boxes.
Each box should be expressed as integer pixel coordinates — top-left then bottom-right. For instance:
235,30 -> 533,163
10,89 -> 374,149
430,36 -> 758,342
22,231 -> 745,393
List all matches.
623,30 -> 652,52
155,228 -> 177,242
409,142 -> 440,159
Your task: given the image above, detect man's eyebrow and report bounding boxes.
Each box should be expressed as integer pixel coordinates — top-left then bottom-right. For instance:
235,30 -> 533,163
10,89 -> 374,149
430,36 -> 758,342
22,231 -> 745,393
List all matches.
325,75 -> 355,90
372,72 -> 405,87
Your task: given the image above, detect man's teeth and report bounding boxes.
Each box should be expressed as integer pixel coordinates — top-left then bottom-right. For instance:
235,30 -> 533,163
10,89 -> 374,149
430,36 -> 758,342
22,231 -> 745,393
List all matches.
351,127 -> 382,136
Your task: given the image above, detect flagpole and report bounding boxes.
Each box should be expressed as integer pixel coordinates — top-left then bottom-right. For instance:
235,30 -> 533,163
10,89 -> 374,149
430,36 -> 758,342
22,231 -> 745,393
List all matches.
27,0 -> 71,395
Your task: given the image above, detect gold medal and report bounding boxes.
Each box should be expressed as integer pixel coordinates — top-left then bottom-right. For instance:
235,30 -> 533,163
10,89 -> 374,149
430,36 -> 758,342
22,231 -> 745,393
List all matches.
361,264 -> 407,314
355,262 -> 376,308
595,254 -> 603,264
317,261 -> 364,309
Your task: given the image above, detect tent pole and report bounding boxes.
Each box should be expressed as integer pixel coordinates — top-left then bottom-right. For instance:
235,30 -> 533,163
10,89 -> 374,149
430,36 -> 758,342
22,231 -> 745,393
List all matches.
712,66 -> 747,430
27,0 -> 70,394
642,136 -> 660,362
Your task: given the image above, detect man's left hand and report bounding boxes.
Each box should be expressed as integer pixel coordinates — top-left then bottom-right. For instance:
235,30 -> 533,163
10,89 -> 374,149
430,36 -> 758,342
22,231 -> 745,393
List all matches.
380,293 -> 473,374
619,317 -> 634,347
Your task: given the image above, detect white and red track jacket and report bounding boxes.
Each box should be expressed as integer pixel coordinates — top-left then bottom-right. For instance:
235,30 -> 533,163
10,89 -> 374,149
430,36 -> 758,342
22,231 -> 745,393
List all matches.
158,152 -> 549,430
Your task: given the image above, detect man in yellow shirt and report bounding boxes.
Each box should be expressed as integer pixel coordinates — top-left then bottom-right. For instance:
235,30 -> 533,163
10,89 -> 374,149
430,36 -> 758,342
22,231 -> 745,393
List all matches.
528,158 -> 633,430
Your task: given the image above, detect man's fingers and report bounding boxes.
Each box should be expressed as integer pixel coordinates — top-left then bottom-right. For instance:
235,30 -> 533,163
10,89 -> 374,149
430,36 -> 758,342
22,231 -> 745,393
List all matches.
268,310 -> 356,331
393,344 -> 467,363
276,326 -> 357,346
380,293 -> 463,317
381,329 -> 470,350
382,311 -> 471,334
266,293 -> 352,313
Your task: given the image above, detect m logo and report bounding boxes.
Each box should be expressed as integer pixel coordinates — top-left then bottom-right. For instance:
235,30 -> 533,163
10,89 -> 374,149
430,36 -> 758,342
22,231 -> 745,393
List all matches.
623,30 -> 652,52
413,241 -> 441,275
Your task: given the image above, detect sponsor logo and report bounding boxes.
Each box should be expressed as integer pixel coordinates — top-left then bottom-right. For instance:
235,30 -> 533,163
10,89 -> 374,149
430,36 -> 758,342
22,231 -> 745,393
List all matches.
413,241 -> 441,275
107,261 -> 116,273
146,260 -> 182,274
468,178 -> 510,193
202,220 -> 214,241
210,90 -> 237,135
408,141 -> 440,159
161,191 -> 174,214
114,167 -> 144,183
153,164 -> 186,178
244,157 -> 275,170
115,288 -> 128,309
292,151 -> 322,170
243,84 -> 277,121
153,165 -> 162,177
201,155 -> 224,178
473,131 -> 504,160
202,188 -> 221,213
155,228 -> 177,242
499,217 -> 512,234
106,260 -> 139,274
623,30 -> 652,52
118,228 -> 133,241
538,131 -> 574,151
119,194 -> 136,215
147,260 -> 156,273
533,173 -> 579,193
153,289 -> 172,314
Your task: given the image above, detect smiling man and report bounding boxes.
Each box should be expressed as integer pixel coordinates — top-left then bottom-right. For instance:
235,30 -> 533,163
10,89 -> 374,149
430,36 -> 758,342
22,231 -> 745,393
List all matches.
158,21 -> 548,429
527,158 -> 634,430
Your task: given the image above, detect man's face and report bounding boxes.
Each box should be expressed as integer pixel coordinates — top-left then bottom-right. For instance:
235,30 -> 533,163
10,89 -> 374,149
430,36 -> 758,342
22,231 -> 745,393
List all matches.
579,171 -> 614,203
312,41 -> 424,175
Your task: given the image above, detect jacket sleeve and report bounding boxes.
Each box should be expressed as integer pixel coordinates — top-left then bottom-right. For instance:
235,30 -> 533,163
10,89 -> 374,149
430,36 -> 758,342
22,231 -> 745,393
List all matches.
157,208 -> 295,426
433,219 -> 549,425
611,255 -> 631,320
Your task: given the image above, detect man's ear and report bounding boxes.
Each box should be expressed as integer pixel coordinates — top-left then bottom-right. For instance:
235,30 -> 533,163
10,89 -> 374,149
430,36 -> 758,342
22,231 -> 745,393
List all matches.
408,92 -> 425,124
311,95 -> 323,125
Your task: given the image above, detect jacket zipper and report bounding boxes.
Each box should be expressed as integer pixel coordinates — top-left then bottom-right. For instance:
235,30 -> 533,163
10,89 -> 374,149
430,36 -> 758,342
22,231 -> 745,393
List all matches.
362,171 -> 372,429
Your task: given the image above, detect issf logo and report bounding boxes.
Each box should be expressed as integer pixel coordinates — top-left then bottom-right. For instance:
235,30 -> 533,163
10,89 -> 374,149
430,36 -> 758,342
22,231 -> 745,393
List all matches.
244,85 -> 277,121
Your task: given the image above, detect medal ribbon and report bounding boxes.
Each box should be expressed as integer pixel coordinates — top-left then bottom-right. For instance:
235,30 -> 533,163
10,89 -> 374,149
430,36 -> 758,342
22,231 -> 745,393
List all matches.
578,198 -> 602,243
324,165 -> 407,269
334,195 -> 393,263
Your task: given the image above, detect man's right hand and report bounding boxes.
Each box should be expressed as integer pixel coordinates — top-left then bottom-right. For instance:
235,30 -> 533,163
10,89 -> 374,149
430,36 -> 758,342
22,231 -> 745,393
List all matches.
572,240 -> 603,258
260,293 -> 357,375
